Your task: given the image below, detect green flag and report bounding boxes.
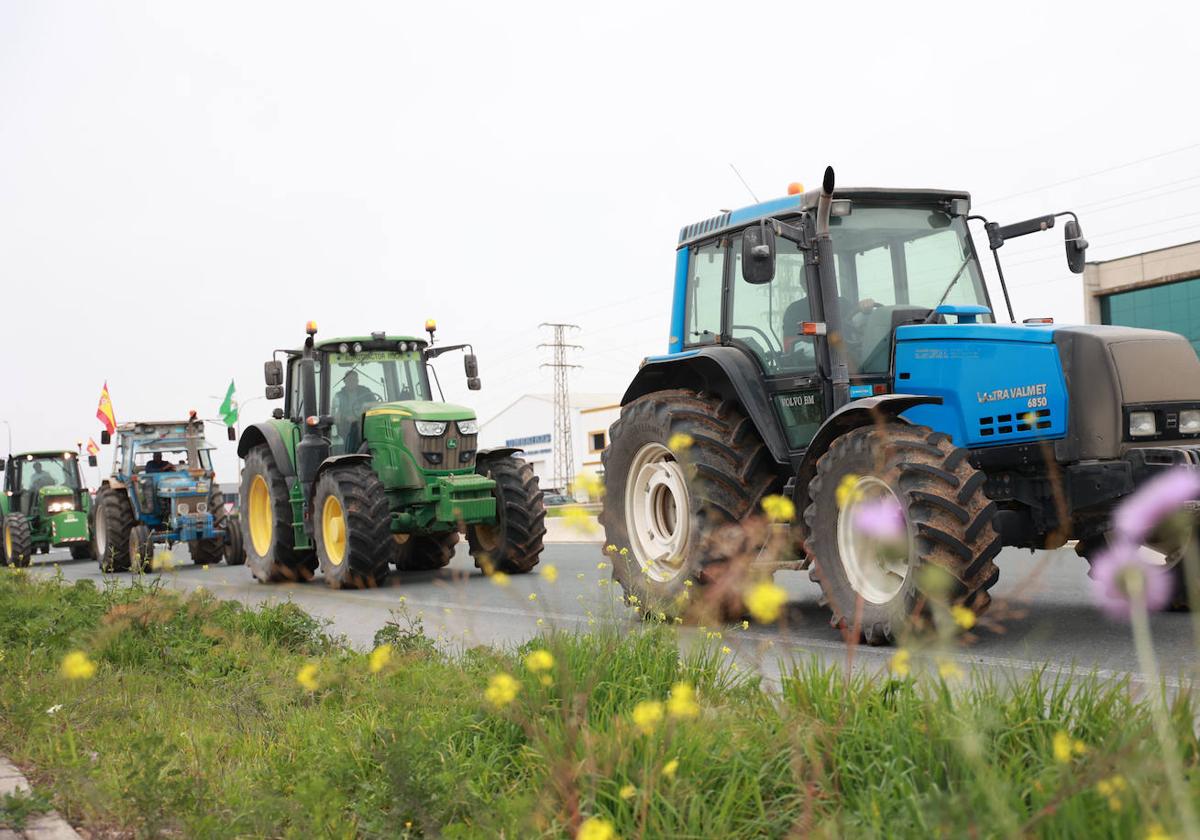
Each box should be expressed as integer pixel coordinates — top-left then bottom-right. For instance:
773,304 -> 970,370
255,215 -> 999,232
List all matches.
219,380 -> 238,427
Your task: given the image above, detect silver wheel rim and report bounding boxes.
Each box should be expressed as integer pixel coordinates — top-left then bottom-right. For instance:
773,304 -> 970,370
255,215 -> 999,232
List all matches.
96,510 -> 108,558
836,475 -> 909,604
624,442 -> 690,583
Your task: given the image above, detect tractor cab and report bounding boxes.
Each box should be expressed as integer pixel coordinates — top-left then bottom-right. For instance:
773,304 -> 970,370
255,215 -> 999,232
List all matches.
110,420 -> 217,528
0,450 -> 92,564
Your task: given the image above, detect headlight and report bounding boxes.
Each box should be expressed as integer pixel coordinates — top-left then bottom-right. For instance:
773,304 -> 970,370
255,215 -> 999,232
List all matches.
414,420 -> 447,436
47,500 -> 76,513
1181,410 -> 1200,435
1129,411 -> 1158,438
339,343 -> 349,353
457,419 -> 479,435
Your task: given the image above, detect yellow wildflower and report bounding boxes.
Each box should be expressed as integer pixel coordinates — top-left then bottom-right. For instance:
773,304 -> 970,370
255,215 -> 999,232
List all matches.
151,549 -> 175,571
889,648 -> 911,677
577,817 -> 616,840
683,579 -> 693,587
836,473 -> 864,509
950,604 -> 976,630
745,580 -> 787,623
485,673 -> 520,708
721,645 -> 732,655
1073,738 -> 1087,756
605,544 -> 617,554
542,564 -> 559,583
539,674 -> 553,686
597,561 -> 608,570
1144,825 -> 1171,840
1052,731 -> 1073,764
667,682 -> 700,719
368,644 -> 393,673
61,650 -> 97,680
599,579 -> 609,587
761,494 -> 795,522
491,571 -> 511,587
536,618 -> 544,626
936,658 -> 962,681
619,547 -> 628,556
201,564 -> 209,571
619,784 -> 636,800
563,504 -> 597,534
662,758 -> 679,779
528,592 -> 538,601
524,649 -> 555,673
631,700 -> 665,735
577,572 -> 585,580
741,620 -> 749,630
296,663 -> 320,692
668,432 -> 694,451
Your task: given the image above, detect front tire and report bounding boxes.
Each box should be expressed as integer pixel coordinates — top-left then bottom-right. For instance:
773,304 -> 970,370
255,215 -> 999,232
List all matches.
241,445 -> 316,583
467,456 -> 546,574
69,543 -> 93,561
600,390 -> 781,616
96,489 -> 135,572
188,490 -> 230,565
394,532 -> 460,572
3,515 -> 33,568
803,423 -> 1000,645
313,465 -> 392,589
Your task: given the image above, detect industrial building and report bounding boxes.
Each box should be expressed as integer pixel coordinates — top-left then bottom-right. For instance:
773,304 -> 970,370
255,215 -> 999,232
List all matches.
1083,240 -> 1200,355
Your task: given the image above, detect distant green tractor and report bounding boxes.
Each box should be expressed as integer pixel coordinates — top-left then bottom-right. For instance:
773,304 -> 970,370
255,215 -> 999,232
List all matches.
1,450 -> 94,566
237,322 -> 546,588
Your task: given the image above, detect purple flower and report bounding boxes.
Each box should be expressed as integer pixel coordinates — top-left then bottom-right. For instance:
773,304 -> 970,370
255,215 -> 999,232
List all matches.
854,496 -> 906,540
1089,545 -> 1173,620
1112,468 -> 1200,545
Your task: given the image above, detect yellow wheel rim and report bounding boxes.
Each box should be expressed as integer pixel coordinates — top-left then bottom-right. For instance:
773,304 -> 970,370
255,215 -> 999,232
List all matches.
322,495 -> 346,566
248,475 -> 273,557
4,526 -> 10,559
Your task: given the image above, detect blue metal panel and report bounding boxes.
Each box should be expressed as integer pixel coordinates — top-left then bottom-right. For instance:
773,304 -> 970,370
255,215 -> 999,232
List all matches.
668,248 -> 689,354
935,304 -> 991,323
893,329 -> 1068,448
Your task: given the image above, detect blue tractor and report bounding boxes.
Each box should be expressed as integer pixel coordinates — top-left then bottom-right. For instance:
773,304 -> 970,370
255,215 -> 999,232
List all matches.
601,167 -> 1200,643
93,418 -> 244,572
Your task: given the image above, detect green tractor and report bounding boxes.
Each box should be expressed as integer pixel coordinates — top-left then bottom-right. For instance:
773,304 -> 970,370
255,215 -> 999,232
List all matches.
237,322 -> 546,588
1,449 -> 95,566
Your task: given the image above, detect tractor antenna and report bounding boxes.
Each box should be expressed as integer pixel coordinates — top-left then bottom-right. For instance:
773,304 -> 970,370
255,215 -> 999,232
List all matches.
729,163 -> 760,204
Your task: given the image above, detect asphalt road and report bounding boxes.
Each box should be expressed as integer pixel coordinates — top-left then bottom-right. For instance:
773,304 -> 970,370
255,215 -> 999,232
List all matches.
25,541 -> 1200,691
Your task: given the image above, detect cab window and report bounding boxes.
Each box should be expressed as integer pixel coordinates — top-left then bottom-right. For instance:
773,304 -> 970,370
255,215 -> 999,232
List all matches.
684,241 -> 724,345
729,232 -> 817,375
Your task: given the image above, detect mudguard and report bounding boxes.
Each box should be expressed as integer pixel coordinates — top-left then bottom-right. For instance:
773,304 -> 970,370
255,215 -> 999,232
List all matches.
623,347 -> 793,465
238,421 -> 298,477
477,447 -> 522,463
791,394 -> 942,525
314,453 -> 372,483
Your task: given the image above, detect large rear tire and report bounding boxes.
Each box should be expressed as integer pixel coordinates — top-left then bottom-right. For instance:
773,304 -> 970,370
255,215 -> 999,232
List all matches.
96,488 -> 135,572
241,445 -> 316,583
3,515 -> 33,568
312,464 -> 392,589
600,390 -> 781,617
803,423 -> 1000,645
467,456 -> 546,574
395,532 -> 460,571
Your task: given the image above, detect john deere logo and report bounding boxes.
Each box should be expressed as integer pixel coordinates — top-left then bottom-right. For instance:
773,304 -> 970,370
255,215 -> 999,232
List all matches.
446,438 -> 458,449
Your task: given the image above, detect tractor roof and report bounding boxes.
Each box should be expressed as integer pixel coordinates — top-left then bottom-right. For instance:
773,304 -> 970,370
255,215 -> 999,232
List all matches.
677,186 -> 972,248
10,450 -> 79,460
285,334 -> 427,355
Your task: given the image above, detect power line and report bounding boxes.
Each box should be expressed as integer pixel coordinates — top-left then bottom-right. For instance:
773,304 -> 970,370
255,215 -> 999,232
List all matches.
538,322 -> 581,494
983,142 -> 1200,204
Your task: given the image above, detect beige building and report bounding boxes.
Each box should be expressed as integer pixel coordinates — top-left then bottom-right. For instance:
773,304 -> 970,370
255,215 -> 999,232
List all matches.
1083,240 -> 1200,355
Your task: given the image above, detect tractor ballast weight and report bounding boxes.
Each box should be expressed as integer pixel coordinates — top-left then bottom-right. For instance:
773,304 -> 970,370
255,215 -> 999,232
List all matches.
0,450 -> 94,566
93,419 -> 245,572
238,324 -> 546,589
603,166 -> 1200,643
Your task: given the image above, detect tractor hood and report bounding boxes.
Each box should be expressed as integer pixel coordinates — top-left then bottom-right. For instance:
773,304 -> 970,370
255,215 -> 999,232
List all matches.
365,401 -> 476,421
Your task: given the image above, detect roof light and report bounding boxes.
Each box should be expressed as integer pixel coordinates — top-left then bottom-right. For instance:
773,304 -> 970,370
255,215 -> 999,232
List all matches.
1023,317 -> 1055,325
305,416 -> 320,427
425,319 -> 437,333
306,320 -> 318,335
787,182 -> 804,195
800,322 -> 827,336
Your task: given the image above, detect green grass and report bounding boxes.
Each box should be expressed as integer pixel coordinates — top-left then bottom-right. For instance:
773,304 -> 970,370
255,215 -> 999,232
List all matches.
0,569 -> 1195,838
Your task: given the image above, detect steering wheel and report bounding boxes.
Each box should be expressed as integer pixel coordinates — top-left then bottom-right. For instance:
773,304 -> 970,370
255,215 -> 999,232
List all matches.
842,300 -> 883,345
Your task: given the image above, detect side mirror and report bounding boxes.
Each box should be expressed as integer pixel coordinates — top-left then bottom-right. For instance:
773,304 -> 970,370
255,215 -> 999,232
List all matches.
0,458 -> 6,470
464,353 -> 479,379
1064,219 -> 1088,274
265,385 -> 284,400
87,455 -> 98,467
100,430 -> 111,445
264,360 -> 283,387
227,427 -> 237,441
467,377 -> 482,390
741,223 -> 776,284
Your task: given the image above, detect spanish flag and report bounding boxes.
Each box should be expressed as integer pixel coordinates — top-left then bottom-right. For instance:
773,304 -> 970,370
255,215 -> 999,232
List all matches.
96,382 -> 117,435
86,438 -> 100,457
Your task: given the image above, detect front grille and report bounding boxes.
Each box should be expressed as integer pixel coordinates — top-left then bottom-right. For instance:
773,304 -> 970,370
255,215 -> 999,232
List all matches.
174,496 -> 209,517
979,409 -> 1053,438
403,422 -> 478,469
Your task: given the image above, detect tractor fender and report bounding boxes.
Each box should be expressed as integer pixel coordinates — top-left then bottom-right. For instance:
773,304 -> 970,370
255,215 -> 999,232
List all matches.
238,422 -> 296,477
792,394 -> 943,523
314,454 -> 373,484
622,347 -> 792,466
477,447 -> 522,465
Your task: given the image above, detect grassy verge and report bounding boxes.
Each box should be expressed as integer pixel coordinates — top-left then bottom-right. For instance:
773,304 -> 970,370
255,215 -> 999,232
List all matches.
0,570 -> 1195,838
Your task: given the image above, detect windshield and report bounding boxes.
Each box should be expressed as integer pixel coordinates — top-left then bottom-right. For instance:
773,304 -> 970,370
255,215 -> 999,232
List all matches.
17,455 -> 80,492
326,350 -> 431,454
829,205 -> 989,374
132,446 -> 213,473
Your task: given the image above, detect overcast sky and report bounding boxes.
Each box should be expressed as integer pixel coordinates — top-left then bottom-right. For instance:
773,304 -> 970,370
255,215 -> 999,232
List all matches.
2,1 -> 1198,481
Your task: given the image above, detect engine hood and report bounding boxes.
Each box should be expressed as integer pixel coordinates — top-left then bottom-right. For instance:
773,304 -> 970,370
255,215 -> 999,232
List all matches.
365,401 -> 476,421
